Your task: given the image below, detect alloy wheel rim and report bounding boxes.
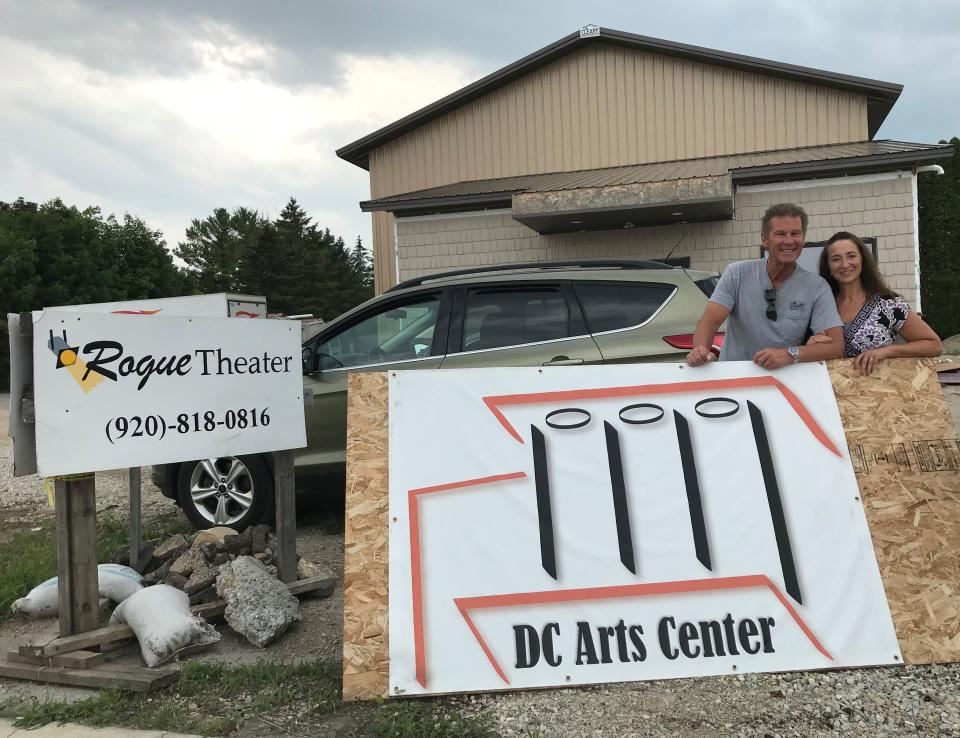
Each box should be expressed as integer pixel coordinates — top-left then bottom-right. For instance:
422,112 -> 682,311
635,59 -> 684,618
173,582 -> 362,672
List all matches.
189,457 -> 254,525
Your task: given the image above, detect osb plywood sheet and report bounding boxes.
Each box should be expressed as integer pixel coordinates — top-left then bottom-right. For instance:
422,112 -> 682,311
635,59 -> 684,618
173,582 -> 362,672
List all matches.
342,371 -> 389,701
829,359 -> 960,664
342,361 -> 960,699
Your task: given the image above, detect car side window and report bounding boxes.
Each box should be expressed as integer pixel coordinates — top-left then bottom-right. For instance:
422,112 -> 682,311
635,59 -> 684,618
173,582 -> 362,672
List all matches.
575,282 -> 675,333
462,287 -> 569,351
317,294 -> 441,369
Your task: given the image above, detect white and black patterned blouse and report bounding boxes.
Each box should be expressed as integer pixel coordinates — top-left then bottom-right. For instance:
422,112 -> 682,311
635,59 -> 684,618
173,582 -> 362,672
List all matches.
843,294 -> 909,358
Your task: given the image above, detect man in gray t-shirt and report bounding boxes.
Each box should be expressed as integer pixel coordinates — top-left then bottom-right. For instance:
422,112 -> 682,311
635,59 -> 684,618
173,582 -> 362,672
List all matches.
687,203 -> 844,369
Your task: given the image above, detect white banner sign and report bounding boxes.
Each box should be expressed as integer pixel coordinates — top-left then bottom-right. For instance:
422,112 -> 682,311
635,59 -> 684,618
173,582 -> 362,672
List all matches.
33,312 -> 305,477
388,363 -> 899,696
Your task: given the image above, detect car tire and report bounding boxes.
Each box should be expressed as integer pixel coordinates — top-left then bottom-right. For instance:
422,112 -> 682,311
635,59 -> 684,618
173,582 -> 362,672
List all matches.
176,454 -> 273,531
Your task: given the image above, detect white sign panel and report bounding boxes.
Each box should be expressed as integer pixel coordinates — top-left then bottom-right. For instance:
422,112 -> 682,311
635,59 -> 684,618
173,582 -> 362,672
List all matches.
33,312 -> 305,477
44,293 -> 266,318
388,363 -> 899,696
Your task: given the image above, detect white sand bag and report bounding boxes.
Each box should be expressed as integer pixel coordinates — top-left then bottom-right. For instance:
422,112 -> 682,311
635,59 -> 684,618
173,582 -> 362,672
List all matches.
10,577 -> 59,616
111,584 -> 219,666
11,564 -> 145,616
96,564 -> 144,602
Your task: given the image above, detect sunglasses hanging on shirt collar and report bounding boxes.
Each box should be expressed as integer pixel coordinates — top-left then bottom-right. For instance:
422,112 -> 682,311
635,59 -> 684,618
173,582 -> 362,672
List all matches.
764,288 -> 777,321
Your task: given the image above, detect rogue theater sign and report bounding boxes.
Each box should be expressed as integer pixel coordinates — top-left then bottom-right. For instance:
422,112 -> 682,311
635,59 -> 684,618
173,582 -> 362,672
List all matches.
33,311 -> 306,477
387,362 -> 900,696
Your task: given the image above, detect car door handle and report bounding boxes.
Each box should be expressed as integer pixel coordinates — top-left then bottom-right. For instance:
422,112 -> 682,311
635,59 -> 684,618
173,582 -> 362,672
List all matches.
543,356 -> 584,366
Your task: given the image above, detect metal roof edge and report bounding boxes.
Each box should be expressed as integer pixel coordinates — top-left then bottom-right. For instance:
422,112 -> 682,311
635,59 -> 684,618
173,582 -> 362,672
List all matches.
337,28 -> 904,169
359,191 -> 514,214
730,145 -> 954,182
360,142 -> 953,214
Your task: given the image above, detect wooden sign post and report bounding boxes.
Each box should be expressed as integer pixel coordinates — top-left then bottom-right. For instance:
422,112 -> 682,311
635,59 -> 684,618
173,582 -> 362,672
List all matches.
273,450 -> 297,583
128,467 -> 142,569
54,476 -> 100,636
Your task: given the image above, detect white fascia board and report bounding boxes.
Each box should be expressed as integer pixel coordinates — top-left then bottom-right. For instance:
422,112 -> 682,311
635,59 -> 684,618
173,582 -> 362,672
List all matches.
736,170 -> 911,193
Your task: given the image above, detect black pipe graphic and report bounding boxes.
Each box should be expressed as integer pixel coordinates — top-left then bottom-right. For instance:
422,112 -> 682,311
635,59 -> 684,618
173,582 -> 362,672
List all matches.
747,400 -> 803,605
531,425 -> 558,579
674,411 -> 712,570
603,421 -> 636,574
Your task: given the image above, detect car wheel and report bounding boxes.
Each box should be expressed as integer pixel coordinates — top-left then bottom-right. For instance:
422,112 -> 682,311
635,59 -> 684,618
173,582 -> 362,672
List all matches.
176,454 -> 273,531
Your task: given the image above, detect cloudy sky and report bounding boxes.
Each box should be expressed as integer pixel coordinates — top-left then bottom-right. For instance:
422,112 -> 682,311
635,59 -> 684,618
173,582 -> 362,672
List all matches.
1,1 -> 957,256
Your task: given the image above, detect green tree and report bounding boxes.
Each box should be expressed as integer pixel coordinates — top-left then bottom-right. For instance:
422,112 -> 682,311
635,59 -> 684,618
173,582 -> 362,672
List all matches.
106,214 -> 192,299
348,236 -> 374,305
236,198 -> 367,321
175,207 -> 266,292
25,198 -> 124,307
918,137 -> 960,341
0,213 -> 41,389
0,197 -> 191,387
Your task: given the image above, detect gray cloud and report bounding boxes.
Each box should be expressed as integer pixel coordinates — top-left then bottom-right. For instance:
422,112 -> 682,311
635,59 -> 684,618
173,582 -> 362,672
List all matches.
1,0 -> 957,272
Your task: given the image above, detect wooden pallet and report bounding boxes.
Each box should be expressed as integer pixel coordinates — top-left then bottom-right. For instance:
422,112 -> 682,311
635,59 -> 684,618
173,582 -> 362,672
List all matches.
0,659 -> 179,691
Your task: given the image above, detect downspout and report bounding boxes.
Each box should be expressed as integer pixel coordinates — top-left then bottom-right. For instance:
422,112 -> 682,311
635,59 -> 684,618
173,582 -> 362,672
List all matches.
393,215 -> 400,287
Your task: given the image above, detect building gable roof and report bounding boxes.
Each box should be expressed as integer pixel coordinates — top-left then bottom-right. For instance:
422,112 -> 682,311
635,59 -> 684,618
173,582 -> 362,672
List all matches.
337,27 -> 904,170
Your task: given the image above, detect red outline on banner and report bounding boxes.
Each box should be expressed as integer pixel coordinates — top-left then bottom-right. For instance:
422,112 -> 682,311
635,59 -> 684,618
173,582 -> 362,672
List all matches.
408,472 -> 528,688
452,574 -> 833,685
482,376 -> 841,457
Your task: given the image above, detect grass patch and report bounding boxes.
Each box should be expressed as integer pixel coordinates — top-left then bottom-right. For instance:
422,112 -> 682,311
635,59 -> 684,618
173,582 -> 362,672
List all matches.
0,660 -> 500,737
0,660 -> 339,735
366,700 -> 498,738
0,513 -> 189,620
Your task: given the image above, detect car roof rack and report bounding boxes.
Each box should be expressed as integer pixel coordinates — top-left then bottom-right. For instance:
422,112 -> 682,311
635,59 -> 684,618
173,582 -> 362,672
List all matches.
388,259 -> 677,292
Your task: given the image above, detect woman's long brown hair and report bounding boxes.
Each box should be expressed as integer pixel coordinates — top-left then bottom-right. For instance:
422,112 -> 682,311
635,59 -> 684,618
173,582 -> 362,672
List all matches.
818,231 -> 898,299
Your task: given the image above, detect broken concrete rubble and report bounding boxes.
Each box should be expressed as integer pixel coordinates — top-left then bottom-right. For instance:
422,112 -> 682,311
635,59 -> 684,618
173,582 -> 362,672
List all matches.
297,557 -> 334,581
193,526 -> 237,547
170,546 -> 204,577
216,556 -> 302,648
105,525 -> 335,652
152,533 -> 189,561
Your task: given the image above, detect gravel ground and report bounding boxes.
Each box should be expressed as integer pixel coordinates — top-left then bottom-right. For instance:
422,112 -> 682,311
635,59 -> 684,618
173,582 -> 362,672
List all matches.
456,666 -> 960,737
0,393 -> 176,530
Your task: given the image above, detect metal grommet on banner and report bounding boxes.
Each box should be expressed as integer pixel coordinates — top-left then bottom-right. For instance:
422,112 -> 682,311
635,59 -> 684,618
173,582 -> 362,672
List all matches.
694,397 -> 740,419
618,403 -> 665,425
544,408 -> 591,430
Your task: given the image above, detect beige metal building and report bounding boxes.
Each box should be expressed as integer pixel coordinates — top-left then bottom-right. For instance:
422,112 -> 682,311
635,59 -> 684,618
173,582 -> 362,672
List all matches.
337,26 -> 953,310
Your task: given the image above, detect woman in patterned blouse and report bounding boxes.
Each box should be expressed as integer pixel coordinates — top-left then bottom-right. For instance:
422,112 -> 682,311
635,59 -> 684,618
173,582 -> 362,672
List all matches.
807,231 -> 941,375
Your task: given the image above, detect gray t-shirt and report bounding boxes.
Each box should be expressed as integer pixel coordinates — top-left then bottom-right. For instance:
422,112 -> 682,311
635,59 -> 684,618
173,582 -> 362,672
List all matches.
710,260 -> 842,361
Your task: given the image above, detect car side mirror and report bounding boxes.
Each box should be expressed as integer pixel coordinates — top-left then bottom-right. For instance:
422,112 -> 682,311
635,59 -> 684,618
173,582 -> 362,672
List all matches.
317,352 -> 344,371
302,346 -> 315,374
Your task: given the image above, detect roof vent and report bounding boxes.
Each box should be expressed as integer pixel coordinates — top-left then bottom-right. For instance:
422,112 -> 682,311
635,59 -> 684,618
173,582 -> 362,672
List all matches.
579,24 -> 600,38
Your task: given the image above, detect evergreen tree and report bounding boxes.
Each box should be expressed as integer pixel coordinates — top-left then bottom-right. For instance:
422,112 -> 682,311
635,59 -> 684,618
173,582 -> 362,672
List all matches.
236,198 -> 369,321
918,137 -> 960,340
236,221 -> 284,305
349,236 -> 374,305
175,207 -> 266,292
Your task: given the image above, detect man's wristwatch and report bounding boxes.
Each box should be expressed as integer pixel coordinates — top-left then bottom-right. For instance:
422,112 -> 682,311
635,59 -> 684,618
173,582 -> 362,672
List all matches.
788,346 -> 801,363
